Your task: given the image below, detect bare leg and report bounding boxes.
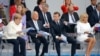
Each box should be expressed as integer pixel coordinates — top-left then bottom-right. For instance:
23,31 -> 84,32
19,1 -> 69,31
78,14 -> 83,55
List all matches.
26,41 -> 31,50
88,38 -> 96,54
85,38 -> 94,56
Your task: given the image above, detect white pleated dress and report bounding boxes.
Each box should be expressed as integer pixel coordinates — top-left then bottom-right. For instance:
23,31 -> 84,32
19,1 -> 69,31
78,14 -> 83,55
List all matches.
76,21 -> 93,42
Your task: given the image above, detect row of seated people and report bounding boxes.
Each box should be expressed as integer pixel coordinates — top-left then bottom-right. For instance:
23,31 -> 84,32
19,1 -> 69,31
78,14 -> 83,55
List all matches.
0,0 -> 98,55
0,1 -> 98,55
0,11 -> 96,56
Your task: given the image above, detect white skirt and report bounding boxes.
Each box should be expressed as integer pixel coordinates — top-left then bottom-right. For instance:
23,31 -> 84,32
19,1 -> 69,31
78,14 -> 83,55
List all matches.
77,34 -> 89,42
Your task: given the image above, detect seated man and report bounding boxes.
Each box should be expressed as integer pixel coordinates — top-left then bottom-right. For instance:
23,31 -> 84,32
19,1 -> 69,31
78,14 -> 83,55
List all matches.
51,12 -> 77,56
27,11 -> 49,56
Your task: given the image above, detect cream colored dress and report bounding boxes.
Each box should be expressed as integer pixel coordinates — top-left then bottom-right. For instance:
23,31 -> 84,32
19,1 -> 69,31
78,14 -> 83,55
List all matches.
76,21 -> 93,42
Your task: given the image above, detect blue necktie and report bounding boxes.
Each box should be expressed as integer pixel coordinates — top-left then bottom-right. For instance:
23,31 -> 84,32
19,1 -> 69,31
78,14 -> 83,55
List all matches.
44,13 -> 48,23
71,14 -> 75,23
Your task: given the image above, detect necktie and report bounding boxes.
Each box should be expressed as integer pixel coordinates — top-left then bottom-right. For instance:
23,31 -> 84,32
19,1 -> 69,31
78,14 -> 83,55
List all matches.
57,22 -> 62,36
71,14 -> 75,23
44,13 -> 48,23
57,22 -> 61,31
35,21 -> 39,31
94,6 -> 96,11
99,12 -> 100,20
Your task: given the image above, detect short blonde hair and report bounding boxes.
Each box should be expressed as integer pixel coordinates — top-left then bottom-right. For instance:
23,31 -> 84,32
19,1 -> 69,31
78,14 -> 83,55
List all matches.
13,13 -> 22,21
79,13 -> 88,23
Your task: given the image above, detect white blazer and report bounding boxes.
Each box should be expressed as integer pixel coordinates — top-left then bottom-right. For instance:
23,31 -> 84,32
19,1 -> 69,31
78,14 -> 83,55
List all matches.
76,21 -> 94,42
4,21 -> 23,39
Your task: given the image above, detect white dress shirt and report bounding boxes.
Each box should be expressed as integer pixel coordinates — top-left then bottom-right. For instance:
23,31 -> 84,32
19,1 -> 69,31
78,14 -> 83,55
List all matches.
92,5 -> 96,10
32,20 -> 39,31
42,12 -> 49,23
68,13 -> 75,23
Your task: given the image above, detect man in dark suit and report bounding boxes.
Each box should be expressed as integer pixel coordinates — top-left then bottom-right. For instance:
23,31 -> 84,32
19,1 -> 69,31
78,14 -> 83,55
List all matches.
27,11 -> 49,56
61,4 -> 80,50
51,12 -> 77,56
86,0 -> 97,16
61,4 -> 79,24
34,3 -> 52,32
61,4 -> 79,33
89,2 -> 100,27
41,3 -> 52,32
34,0 -> 46,21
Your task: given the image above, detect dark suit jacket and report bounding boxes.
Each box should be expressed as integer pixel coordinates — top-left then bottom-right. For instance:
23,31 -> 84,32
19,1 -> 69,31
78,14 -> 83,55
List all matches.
51,21 -> 66,41
34,6 -> 52,24
34,6 -> 52,32
61,12 -> 79,33
86,5 -> 94,16
26,10 -> 32,21
89,10 -> 99,27
61,12 -> 79,22
26,20 -> 45,39
34,6 -> 41,14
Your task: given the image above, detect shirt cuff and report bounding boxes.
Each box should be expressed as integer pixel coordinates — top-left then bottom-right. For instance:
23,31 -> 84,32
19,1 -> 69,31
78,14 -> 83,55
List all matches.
56,36 -> 59,38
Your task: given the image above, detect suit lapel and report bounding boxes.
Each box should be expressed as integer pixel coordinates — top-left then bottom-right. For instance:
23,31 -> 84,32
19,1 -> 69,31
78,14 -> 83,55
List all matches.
30,20 -> 37,30
90,5 -> 94,11
37,21 -> 41,30
73,12 -> 77,22
66,13 -> 69,22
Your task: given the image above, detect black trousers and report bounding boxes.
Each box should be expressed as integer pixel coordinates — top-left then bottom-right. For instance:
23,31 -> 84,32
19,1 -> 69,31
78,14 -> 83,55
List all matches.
67,37 -> 77,56
7,37 -> 26,56
55,37 -> 77,56
32,37 -> 49,56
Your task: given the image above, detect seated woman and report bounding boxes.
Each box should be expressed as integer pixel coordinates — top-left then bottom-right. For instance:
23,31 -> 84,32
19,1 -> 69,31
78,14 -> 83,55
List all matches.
76,13 -> 96,56
4,13 -> 26,56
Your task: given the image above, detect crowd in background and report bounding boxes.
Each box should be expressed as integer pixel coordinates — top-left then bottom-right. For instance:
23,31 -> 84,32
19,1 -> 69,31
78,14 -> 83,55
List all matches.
0,0 -> 100,56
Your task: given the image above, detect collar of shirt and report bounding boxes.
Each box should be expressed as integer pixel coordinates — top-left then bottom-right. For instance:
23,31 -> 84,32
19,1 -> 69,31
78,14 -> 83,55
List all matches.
92,5 -> 96,10
32,19 -> 38,24
32,19 -> 39,30
68,13 -> 75,23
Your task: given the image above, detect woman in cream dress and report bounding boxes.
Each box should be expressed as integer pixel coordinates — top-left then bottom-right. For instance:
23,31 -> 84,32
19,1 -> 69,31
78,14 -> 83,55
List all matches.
76,13 -> 96,56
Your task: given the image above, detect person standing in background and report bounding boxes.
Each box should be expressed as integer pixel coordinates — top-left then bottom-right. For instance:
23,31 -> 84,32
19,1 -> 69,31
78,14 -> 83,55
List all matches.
89,2 -> 100,27
0,4 -> 6,18
9,0 -> 27,21
39,3 -> 52,33
61,0 -> 79,14
10,0 -> 26,8
9,0 -> 22,21
86,0 -> 97,17
34,0 -> 46,17
0,0 -> 9,21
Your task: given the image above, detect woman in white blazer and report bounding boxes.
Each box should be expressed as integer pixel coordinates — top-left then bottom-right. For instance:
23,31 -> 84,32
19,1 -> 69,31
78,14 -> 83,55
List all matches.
76,13 -> 96,56
5,13 -> 26,56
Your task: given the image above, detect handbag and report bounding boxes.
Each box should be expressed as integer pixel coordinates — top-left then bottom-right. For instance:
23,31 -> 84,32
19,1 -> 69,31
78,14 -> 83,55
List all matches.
88,33 -> 94,37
